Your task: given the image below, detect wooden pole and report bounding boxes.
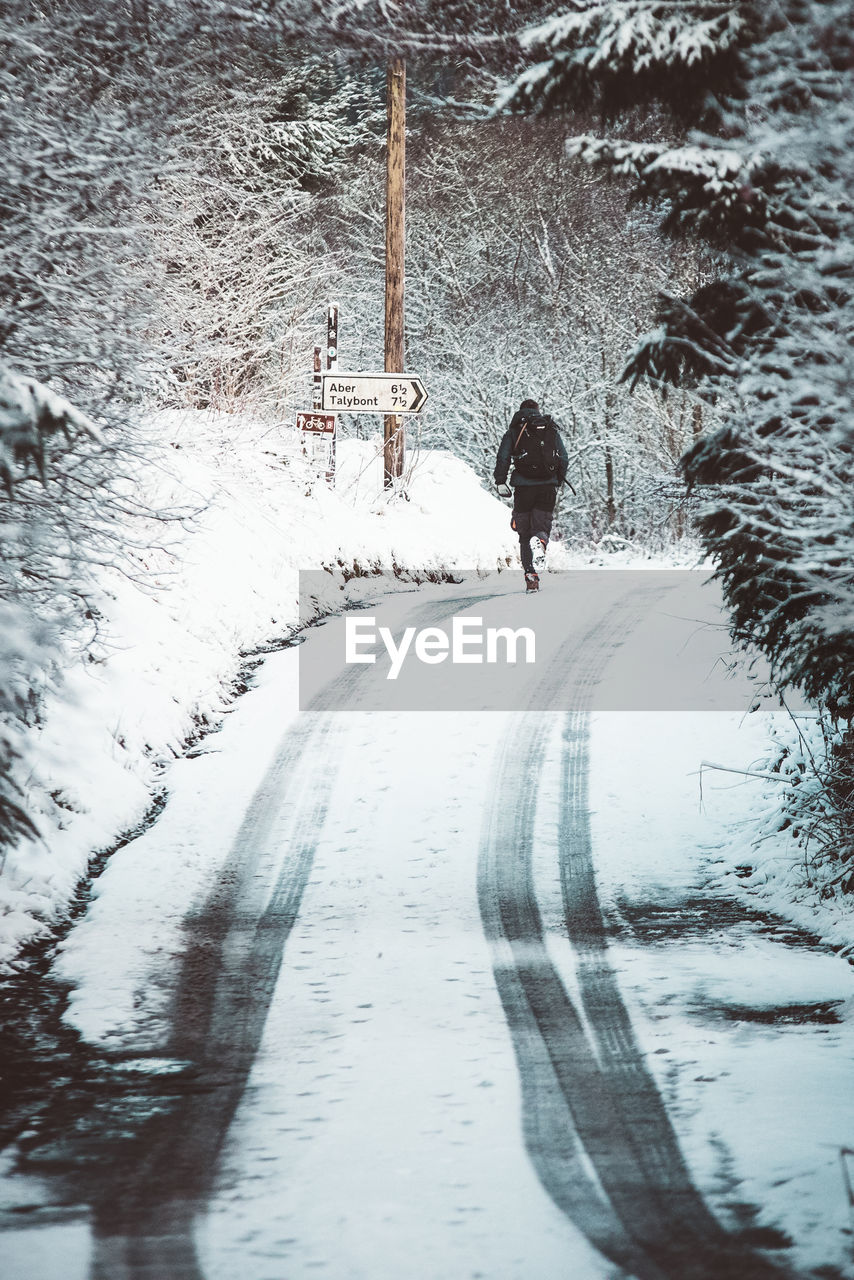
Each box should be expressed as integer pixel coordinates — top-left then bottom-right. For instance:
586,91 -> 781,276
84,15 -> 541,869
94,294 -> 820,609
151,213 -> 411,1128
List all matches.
312,346 -> 322,411
327,303 -> 338,484
384,56 -> 405,488
305,344 -> 322,464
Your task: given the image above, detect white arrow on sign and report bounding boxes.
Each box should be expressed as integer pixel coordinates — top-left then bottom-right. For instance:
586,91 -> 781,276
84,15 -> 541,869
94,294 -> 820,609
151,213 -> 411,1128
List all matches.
321,372 -> 428,415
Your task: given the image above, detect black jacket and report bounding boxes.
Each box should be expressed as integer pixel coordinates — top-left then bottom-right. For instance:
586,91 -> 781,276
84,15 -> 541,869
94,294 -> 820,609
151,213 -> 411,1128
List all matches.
494,411 -> 569,488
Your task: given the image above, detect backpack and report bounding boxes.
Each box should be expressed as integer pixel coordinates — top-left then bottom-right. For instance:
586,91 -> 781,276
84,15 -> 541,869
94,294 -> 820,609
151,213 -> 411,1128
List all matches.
512,413 -> 560,480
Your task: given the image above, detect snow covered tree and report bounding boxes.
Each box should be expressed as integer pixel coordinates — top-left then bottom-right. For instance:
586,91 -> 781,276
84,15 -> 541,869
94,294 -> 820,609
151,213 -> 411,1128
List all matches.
153,60 -> 382,416
497,1 -> 748,120
324,103 -> 705,546
0,3 -> 372,852
500,0 -> 854,873
0,2 -> 169,850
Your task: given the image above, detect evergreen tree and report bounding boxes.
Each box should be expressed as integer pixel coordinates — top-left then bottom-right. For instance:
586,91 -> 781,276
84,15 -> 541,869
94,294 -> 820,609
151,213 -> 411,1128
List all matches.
501,1 -> 854,718
154,59 -> 380,414
500,0 -> 854,876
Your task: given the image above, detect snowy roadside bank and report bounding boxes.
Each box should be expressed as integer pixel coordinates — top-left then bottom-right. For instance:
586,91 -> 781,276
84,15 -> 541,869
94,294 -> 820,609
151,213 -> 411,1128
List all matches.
0,410 -> 523,971
585,711 -> 854,1279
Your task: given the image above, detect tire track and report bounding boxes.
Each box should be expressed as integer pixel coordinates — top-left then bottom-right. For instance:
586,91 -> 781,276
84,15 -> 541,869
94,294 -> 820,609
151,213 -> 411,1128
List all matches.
479,581 -> 794,1280
557,695 -> 791,1277
90,711 -> 342,1278
89,585 -> 503,1278
480,711 -> 667,1280
479,589 -> 671,1280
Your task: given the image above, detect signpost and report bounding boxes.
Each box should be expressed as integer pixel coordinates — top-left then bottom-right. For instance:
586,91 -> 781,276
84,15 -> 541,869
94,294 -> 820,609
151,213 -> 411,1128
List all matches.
326,303 -> 338,481
321,373 -> 428,416
299,57 -> 415,490
301,306 -> 339,483
312,346 -> 323,411
327,304 -> 338,374
299,63 -> 414,488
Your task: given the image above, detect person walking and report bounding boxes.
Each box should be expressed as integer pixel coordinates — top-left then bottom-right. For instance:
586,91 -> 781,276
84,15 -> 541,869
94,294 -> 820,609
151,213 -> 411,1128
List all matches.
494,398 -> 569,591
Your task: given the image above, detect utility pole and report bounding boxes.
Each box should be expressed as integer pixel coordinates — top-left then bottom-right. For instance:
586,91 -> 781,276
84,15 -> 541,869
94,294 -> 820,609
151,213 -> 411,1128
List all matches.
384,56 -> 405,487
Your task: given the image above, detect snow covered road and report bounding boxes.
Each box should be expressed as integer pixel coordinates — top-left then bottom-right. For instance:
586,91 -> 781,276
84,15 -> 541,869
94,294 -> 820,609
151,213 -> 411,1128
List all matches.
1,573 -> 853,1280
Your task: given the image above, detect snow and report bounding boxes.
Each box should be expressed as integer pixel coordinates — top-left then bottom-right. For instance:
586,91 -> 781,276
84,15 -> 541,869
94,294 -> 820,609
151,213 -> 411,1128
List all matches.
511,4 -> 744,71
0,411 -> 516,971
43,578 -> 854,1269
0,1221 -> 91,1280
3,562 -> 854,1276
713,717 -> 854,962
0,404 -> 703,973
585,711 -> 854,1279
55,645 -> 302,1050
0,363 -> 100,485
4,407 -> 854,1278
53,569 -> 736,1048
197,711 -> 610,1280
564,135 -> 751,191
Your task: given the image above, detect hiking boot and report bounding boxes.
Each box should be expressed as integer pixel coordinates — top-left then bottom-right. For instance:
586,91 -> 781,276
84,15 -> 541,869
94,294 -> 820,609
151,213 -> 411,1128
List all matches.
530,536 -> 547,573
525,571 -> 540,593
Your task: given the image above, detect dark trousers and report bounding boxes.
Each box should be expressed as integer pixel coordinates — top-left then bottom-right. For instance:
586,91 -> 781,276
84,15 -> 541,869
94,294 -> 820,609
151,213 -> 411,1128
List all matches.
512,484 -> 557,572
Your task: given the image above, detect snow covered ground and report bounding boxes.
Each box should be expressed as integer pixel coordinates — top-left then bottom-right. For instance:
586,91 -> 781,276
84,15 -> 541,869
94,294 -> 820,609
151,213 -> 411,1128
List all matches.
586,711 -> 854,1277
0,412 -> 521,970
2,574 -> 853,1280
2,408 -> 854,1279
0,407 -> 717,974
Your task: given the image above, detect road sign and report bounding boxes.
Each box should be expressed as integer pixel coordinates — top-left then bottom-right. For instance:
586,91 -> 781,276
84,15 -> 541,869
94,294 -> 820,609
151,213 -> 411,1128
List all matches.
297,411 -> 336,434
321,373 -> 428,415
